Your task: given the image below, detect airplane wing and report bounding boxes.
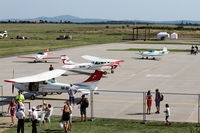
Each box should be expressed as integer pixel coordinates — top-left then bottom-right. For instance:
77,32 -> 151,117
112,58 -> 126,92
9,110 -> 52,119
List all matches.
18,56 -> 35,59
4,69 -> 66,83
43,57 -> 60,59
82,55 -> 124,62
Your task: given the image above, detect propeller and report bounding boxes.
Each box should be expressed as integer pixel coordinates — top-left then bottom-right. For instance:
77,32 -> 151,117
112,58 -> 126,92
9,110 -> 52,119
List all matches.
12,69 -> 15,94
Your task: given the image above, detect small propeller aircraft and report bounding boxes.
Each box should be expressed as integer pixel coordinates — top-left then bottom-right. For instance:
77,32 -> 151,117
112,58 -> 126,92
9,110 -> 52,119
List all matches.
17,49 -> 59,63
138,47 -> 169,60
61,55 -> 124,74
4,69 -> 104,100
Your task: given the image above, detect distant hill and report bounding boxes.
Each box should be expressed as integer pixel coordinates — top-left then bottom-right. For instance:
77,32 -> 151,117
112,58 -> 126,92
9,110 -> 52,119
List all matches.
1,15 -> 200,25
1,15 -> 109,23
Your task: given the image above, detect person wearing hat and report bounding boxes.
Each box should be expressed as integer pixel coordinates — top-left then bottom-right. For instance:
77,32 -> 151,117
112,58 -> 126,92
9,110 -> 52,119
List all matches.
16,90 -> 25,104
31,107 -> 38,133
16,107 -> 25,133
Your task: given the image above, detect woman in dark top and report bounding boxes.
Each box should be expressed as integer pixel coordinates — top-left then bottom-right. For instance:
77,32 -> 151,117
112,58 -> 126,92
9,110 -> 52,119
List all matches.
61,104 -> 71,133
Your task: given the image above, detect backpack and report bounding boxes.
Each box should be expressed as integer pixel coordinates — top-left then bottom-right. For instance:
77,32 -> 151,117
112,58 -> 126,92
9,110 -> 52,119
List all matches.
160,94 -> 164,101
82,98 -> 89,108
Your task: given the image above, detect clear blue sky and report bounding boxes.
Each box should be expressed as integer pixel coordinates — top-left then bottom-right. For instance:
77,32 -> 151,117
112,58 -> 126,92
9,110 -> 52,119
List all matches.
1,0 -> 200,21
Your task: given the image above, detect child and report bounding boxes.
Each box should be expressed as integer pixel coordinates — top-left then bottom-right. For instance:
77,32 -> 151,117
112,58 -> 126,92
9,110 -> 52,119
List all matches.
164,104 -> 171,125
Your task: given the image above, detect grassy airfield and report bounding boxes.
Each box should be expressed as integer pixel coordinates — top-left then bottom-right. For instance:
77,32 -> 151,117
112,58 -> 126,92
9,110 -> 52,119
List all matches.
3,117 -> 200,133
0,23 -> 200,56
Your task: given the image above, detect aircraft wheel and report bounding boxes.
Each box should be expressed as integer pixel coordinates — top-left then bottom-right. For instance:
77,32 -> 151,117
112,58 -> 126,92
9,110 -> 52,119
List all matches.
42,93 -> 47,96
57,92 -> 62,95
30,95 -> 35,100
104,71 -> 107,75
111,70 -> 114,74
146,57 -> 148,59
153,57 -> 155,60
34,60 -> 37,63
45,60 -> 47,63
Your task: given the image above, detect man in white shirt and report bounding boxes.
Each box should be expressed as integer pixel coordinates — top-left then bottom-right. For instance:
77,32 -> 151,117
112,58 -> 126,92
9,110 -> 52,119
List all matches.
68,84 -> 77,106
16,108 -> 25,133
31,107 -> 38,133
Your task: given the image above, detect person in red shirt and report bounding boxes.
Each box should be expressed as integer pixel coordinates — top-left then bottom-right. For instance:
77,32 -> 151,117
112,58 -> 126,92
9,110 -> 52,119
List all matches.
8,98 -> 16,125
146,90 -> 152,114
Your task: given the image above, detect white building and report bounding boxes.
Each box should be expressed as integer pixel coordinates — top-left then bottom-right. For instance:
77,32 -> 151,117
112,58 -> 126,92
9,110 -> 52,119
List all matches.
156,32 -> 170,40
170,32 -> 178,39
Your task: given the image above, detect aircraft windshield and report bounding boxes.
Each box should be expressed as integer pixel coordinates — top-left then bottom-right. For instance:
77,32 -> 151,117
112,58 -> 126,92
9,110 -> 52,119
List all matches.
37,52 -> 45,55
148,50 -> 155,52
47,79 -> 56,83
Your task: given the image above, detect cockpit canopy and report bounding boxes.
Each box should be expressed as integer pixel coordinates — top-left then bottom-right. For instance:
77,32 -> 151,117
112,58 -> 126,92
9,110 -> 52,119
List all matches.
37,52 -> 45,55
148,50 -> 155,53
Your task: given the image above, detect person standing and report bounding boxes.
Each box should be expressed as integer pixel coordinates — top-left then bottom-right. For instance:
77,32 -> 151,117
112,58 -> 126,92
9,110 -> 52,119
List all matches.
195,45 -> 198,54
146,90 -> 152,115
66,102 -> 73,131
16,108 -> 25,133
68,84 -> 77,106
49,64 -> 54,71
31,107 -> 38,133
164,104 -> 171,125
61,104 -> 71,133
16,90 -> 25,104
8,98 -> 16,125
155,89 -> 161,114
77,95 -> 89,122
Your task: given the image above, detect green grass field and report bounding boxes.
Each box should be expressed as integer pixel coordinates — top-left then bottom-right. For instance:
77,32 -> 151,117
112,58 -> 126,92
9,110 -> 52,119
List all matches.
2,117 -> 200,133
0,24 -> 125,56
1,23 -> 200,57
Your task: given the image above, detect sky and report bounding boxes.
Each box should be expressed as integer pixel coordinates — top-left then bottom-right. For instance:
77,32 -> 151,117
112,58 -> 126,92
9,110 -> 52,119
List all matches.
1,0 -> 200,21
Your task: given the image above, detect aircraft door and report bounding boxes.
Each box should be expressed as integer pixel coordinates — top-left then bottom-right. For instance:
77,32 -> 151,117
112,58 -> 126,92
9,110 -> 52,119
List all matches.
29,82 -> 39,92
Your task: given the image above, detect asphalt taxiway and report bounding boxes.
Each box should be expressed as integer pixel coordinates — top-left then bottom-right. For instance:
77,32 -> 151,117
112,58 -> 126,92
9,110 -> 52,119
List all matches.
1,42 -> 199,122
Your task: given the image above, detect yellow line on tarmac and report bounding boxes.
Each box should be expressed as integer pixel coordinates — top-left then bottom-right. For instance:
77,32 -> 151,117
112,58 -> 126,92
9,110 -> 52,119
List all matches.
2,95 -> 197,106
94,99 -> 197,106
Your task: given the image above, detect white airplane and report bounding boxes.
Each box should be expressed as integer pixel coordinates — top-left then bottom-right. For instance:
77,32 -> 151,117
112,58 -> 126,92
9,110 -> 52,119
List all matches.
17,49 -> 59,63
61,55 -> 124,74
138,47 -> 169,60
4,69 -> 104,100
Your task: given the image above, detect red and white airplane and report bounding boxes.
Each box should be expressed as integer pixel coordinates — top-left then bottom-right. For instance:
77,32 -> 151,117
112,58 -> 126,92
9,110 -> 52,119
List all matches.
61,55 -> 124,74
4,69 -> 104,100
18,49 -> 59,63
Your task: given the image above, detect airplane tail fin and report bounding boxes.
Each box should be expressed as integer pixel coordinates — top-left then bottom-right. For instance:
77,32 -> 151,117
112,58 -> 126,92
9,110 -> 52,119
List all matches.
60,55 -> 76,65
74,70 -> 104,90
162,47 -> 169,54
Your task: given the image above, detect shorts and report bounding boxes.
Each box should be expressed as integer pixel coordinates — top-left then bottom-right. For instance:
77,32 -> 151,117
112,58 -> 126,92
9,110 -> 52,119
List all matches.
62,120 -> 69,124
165,116 -> 169,120
10,110 -> 15,116
80,108 -> 86,115
69,97 -> 75,104
155,101 -> 160,107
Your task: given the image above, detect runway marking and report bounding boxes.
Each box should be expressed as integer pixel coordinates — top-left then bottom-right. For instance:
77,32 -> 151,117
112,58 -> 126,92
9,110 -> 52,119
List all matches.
94,99 -> 197,106
2,96 -> 197,106
146,74 -> 172,78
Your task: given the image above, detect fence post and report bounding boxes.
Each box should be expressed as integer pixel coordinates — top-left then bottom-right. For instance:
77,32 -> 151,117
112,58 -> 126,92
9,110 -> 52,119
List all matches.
90,90 -> 95,121
142,91 -> 147,124
0,86 -> 4,116
197,94 -> 200,126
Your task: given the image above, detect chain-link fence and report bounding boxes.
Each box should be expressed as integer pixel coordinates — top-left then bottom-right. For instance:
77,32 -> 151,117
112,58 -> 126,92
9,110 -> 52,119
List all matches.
1,85 -> 200,124
89,90 -> 200,124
